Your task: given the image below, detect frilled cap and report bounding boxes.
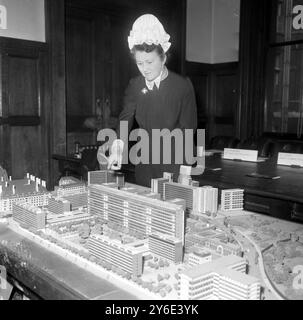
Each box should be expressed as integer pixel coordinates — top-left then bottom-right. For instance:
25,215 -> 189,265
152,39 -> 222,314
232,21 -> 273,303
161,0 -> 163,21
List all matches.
128,14 -> 171,53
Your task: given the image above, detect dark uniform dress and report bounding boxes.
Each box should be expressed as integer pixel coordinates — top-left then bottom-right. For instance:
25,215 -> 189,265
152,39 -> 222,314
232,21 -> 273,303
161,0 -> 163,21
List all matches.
117,70 -> 197,187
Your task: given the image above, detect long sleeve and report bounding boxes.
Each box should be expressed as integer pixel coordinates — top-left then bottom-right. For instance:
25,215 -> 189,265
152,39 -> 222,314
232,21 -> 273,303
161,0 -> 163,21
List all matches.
116,78 -> 137,141
179,77 -> 198,131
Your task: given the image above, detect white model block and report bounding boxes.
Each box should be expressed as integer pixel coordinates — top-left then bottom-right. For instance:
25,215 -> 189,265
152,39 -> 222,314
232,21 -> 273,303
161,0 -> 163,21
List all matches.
221,189 -> 244,211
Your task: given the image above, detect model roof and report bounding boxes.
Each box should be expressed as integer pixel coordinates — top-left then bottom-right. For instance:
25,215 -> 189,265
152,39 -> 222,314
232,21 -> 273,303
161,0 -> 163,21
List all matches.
181,255 -> 246,279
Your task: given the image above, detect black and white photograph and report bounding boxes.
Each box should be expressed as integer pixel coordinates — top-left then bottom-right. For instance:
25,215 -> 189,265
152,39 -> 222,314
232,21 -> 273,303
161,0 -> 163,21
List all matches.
0,0 -> 303,304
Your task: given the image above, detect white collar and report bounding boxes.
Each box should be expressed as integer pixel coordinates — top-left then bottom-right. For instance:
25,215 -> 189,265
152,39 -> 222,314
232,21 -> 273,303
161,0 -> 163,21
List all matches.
145,67 -> 168,90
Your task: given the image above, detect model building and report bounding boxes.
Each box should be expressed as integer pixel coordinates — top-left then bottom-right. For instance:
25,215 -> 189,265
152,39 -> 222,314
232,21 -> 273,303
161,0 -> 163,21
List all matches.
221,189 -> 244,211
0,174 -> 50,213
3,169 -> 299,300
12,202 -> 46,231
179,255 -> 261,300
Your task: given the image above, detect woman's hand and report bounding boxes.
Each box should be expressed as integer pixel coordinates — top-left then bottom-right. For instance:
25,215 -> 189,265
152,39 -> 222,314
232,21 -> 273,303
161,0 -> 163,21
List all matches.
97,143 -> 110,166
107,140 -> 124,170
97,140 -> 124,170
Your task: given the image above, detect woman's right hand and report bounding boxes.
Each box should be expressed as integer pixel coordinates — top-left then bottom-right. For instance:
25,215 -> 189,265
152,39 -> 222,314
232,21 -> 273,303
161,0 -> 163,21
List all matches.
107,140 -> 124,170
97,143 -> 110,167
97,140 -> 124,170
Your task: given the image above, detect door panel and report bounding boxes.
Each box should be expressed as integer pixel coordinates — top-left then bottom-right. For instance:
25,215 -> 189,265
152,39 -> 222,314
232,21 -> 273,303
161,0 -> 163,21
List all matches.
8,56 -> 40,116
66,15 -> 94,117
0,42 -> 49,182
66,8 -> 99,153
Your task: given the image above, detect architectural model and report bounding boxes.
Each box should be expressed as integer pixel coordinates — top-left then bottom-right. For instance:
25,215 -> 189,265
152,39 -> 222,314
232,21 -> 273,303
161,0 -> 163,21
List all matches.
179,255 -> 261,300
221,189 -> 244,211
0,173 -> 50,214
2,168 -> 302,300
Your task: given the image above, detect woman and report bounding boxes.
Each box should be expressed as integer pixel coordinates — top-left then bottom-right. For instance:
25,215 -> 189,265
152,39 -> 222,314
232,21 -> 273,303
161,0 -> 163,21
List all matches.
98,14 -> 197,187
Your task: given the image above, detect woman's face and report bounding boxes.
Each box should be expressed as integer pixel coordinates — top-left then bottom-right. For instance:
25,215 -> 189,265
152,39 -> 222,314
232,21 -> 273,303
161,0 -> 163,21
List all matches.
134,50 -> 166,82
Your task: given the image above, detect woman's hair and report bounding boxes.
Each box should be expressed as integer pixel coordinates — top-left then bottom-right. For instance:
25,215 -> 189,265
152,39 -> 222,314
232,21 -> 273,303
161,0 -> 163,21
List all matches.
130,43 -> 167,61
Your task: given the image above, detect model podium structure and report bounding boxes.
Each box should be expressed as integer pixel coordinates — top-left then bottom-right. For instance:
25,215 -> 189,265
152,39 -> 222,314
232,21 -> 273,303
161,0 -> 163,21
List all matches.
0,166 -> 267,300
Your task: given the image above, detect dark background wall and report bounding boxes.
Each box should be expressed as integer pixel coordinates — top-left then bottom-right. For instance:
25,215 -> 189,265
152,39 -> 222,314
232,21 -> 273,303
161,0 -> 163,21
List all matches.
0,0 -> 280,187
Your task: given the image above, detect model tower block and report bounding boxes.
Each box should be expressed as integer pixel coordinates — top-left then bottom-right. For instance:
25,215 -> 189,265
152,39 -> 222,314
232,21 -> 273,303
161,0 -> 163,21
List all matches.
163,182 -> 218,216
88,184 -> 185,243
151,178 -> 170,199
221,189 -> 244,211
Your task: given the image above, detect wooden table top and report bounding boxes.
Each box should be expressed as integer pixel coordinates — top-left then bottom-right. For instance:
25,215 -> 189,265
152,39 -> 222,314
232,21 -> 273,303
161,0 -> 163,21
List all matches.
197,155 -> 303,204
0,224 -> 136,300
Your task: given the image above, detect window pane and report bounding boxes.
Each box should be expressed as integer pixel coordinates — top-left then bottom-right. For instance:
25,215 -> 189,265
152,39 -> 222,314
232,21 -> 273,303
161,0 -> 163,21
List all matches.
273,0 -> 303,43
265,43 -> 303,134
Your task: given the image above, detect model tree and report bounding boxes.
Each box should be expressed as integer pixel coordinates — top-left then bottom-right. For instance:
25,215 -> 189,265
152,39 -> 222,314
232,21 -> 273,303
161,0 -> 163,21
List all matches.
159,289 -> 166,298
157,274 -> 164,282
159,259 -> 165,268
89,255 -> 97,263
164,273 -> 170,280
92,223 -> 103,235
166,285 -> 172,293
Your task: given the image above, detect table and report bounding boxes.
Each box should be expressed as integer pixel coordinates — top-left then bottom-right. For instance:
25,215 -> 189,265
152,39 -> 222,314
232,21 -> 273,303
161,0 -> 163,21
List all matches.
52,154 -> 83,182
0,224 -> 136,300
197,154 -> 303,222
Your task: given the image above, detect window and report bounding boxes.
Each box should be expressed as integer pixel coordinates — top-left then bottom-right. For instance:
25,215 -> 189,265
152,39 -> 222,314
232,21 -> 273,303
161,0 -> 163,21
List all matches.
265,0 -> 303,135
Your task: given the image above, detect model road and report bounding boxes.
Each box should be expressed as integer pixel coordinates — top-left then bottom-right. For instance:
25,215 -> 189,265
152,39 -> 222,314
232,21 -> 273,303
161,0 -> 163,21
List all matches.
233,228 -> 284,300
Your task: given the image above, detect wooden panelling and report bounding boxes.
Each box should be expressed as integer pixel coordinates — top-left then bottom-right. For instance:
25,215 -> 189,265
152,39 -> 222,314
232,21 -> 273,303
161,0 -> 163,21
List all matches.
66,15 -> 94,117
237,0 -> 272,140
0,40 -> 50,182
45,0 -> 66,188
10,126 -> 42,179
215,73 -> 237,119
190,74 -> 208,130
8,56 -> 39,116
185,61 -> 239,143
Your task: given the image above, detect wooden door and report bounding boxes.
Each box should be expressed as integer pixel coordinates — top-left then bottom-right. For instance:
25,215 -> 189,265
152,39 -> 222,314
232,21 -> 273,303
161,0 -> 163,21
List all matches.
65,6 -> 142,154
0,39 -> 50,182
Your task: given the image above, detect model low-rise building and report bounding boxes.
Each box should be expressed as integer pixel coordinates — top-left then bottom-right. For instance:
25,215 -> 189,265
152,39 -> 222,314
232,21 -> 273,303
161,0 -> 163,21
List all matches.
0,176 -> 49,212
48,197 -> 71,215
12,202 -> 46,230
56,183 -> 86,197
88,170 -> 117,186
179,255 -> 260,300
148,233 -> 183,263
62,192 -> 88,210
221,189 -> 244,211
188,250 -> 212,267
87,233 -> 147,276
47,210 -> 93,227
